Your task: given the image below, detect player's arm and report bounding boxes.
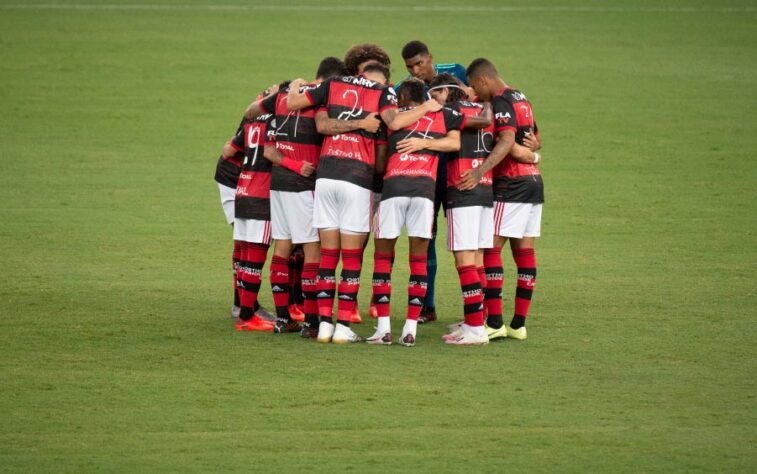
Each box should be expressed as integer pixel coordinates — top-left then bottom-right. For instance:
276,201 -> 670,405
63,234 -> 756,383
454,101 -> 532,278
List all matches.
222,132 -> 245,159
523,126 -> 541,151
382,100 -> 442,131
263,146 -> 314,177
458,130 -> 517,191
243,84 -> 280,119
286,78 -> 314,111
314,110 -> 381,135
396,130 -> 460,154
463,103 -> 493,130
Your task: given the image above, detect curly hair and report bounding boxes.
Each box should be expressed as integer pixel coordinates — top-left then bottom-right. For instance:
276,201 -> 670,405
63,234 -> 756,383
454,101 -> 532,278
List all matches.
343,43 -> 391,76
429,73 -> 468,103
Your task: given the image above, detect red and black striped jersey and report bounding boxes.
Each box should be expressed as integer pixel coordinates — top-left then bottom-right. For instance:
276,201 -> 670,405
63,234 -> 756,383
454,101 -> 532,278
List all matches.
382,106 -> 465,202
229,112 -> 276,220
445,101 -> 494,208
304,75 -> 398,190
260,86 -> 322,192
214,117 -> 247,188
492,88 -> 544,204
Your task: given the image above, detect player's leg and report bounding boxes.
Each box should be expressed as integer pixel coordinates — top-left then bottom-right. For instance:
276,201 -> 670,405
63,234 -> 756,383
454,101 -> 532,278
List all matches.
313,179 -> 342,342
507,203 -> 541,339
300,241 -> 321,338
270,239 -> 301,333
367,237 -> 397,345
402,236 -> 429,347
288,245 -> 305,321
231,239 -> 242,318
233,218 -> 274,332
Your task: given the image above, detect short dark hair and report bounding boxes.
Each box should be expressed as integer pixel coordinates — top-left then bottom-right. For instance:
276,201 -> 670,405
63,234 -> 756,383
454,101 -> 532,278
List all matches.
316,56 -> 348,80
344,43 -> 391,75
429,73 -> 467,102
466,57 -> 498,80
362,62 -> 390,81
401,40 -> 430,60
397,78 -> 426,106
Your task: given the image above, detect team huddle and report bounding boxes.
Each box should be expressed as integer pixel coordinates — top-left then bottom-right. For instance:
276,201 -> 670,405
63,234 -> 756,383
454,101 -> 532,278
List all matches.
214,41 -> 544,346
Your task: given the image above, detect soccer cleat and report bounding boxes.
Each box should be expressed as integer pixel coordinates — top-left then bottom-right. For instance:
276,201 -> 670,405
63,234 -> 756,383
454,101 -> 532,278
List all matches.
418,307 -> 437,324
507,325 -> 527,340
235,316 -> 275,332
254,305 -> 276,322
442,325 -> 466,342
399,333 -> 416,347
366,329 -> 392,345
288,304 -> 305,322
316,321 -> 335,343
368,305 -> 378,319
274,318 -> 302,334
445,329 -> 489,346
300,325 -> 319,339
231,305 -> 241,319
447,321 -> 464,332
349,308 -> 362,324
485,324 -> 508,341
331,323 -> 363,344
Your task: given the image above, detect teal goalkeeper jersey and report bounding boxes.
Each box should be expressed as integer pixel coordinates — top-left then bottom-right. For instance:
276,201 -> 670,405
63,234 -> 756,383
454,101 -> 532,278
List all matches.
395,63 -> 468,89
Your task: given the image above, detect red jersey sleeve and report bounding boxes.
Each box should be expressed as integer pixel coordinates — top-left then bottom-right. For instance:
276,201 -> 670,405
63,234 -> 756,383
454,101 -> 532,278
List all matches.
379,86 -> 398,113
230,129 -> 245,152
258,92 -> 278,114
304,78 -> 331,107
492,95 -> 517,134
442,106 -> 466,131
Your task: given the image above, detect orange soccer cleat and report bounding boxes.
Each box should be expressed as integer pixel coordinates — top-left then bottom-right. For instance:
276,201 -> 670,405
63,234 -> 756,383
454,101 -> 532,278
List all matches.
235,316 -> 275,332
288,304 -> 305,322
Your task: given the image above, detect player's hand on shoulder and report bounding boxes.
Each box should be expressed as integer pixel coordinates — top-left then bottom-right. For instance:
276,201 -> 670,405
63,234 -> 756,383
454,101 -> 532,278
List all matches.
264,84 -> 280,96
424,100 -> 443,112
360,114 -> 381,133
300,162 -> 316,177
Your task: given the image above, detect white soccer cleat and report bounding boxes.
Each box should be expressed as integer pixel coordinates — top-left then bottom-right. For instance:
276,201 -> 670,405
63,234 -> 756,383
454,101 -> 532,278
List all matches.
399,332 -> 416,347
366,329 -> 392,345
316,321 -> 335,343
445,328 -> 489,346
331,323 -> 363,344
442,324 -> 467,342
447,321 -> 464,332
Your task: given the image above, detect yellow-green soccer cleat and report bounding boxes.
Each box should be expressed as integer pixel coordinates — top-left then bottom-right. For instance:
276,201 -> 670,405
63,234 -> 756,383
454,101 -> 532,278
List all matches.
506,326 -> 527,340
485,324 -> 508,341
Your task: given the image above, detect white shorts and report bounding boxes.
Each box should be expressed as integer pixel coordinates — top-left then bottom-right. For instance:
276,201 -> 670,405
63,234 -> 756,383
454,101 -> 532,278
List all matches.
494,202 -> 542,239
218,183 -> 236,225
270,190 -> 319,244
446,206 -> 494,251
374,196 -> 434,240
233,218 -> 272,245
313,178 -> 373,234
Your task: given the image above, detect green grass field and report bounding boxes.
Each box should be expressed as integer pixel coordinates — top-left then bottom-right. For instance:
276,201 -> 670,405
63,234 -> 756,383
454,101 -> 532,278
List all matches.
1,0 -> 755,471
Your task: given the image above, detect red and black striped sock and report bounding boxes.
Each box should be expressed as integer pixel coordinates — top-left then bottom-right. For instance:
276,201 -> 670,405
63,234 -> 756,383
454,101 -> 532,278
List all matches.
512,247 -> 537,329
270,255 -> 290,321
316,248 -> 339,323
237,242 -> 269,321
484,247 -> 504,329
372,252 -> 394,318
232,240 -> 242,307
288,251 -> 304,306
301,262 -> 319,328
336,248 -> 363,326
407,254 -> 428,321
457,264 -> 484,327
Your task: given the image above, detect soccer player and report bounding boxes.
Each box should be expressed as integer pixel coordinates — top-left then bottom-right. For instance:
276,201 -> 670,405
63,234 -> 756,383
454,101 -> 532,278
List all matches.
287,63 -> 443,344
253,58 -> 354,336
460,58 -> 543,341
214,117 -> 275,323
221,91 -> 278,332
399,40 -> 470,324
367,78 -> 464,346
425,73 -> 496,345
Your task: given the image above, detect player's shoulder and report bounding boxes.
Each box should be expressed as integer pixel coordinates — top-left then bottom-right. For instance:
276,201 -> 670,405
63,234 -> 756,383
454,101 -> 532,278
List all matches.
500,87 -> 529,103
